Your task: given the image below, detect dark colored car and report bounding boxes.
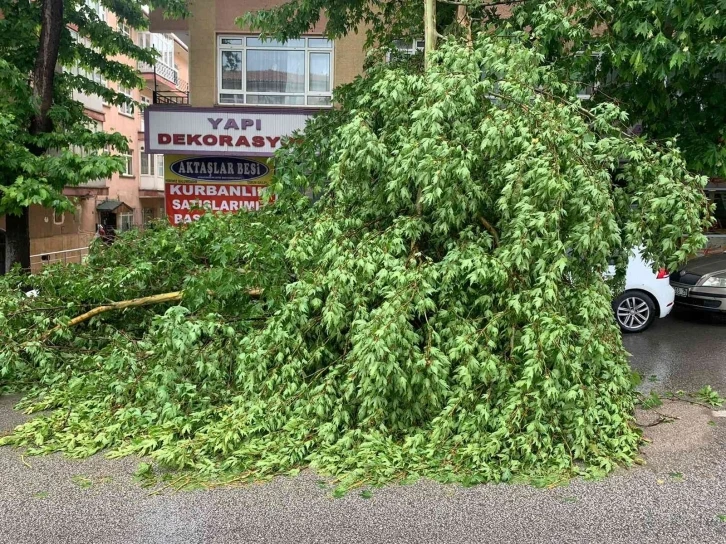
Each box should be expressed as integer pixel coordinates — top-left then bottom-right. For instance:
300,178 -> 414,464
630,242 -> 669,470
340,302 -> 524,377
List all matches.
669,252 -> 726,312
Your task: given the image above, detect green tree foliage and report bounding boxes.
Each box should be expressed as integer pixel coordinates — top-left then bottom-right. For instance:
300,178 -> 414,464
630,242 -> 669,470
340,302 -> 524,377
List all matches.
0,37 -> 710,487
0,0 -> 187,269
243,0 -> 726,177
510,0 -> 726,178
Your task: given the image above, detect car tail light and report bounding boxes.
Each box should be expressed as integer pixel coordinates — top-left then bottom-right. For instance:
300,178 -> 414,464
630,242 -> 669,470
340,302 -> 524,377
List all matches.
656,268 -> 669,279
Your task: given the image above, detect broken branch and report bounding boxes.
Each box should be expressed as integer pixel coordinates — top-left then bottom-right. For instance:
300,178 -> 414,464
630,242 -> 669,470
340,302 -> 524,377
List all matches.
43,288 -> 262,339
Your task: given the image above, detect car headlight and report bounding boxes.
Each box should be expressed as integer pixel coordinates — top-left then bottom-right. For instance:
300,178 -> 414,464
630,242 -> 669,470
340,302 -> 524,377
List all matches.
701,273 -> 726,288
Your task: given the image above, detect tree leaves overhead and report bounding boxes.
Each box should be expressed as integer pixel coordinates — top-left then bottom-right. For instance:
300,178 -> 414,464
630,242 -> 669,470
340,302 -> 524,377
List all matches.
242,0 -> 726,176
0,37 -> 709,488
0,0 -> 189,216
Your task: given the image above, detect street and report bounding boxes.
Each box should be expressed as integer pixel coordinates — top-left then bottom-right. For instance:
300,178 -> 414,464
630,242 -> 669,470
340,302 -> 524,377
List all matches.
624,308 -> 726,393
1,309 -> 725,544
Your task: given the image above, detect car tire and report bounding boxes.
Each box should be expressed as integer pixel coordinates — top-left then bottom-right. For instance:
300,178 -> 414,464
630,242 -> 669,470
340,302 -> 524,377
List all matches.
613,291 -> 656,333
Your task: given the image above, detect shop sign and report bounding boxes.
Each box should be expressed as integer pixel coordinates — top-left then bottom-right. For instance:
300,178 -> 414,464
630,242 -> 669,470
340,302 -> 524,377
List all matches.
164,154 -> 274,226
146,106 -> 317,156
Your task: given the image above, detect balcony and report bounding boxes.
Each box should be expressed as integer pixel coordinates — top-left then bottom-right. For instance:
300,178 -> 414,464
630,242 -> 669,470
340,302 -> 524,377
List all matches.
137,31 -> 190,105
138,59 -> 179,89
137,32 -> 185,93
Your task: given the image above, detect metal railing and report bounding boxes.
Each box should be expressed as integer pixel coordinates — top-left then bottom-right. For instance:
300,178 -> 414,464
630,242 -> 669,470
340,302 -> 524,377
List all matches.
30,246 -> 90,271
138,59 -> 179,86
154,90 -> 190,105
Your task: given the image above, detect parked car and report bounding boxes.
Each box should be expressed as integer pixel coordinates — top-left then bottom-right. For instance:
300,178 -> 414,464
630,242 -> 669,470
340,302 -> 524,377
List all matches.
669,252 -> 726,313
609,249 -> 675,333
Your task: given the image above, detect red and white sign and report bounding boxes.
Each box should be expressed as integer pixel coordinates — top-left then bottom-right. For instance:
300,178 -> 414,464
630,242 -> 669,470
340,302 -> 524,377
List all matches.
145,106 -> 317,156
165,182 -> 273,225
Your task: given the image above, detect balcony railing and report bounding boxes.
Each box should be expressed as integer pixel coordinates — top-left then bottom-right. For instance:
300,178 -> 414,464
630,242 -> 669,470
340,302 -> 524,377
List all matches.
154,90 -> 190,105
30,246 -> 90,272
138,59 -> 179,86
140,174 -> 164,192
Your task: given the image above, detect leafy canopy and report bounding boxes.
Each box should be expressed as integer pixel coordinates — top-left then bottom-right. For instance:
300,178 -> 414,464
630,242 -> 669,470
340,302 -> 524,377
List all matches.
0,37 -> 709,488
0,0 -> 187,216
243,0 -> 726,177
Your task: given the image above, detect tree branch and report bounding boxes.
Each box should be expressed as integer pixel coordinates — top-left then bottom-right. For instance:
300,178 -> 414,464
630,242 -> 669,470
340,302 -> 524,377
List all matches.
43,289 -> 262,339
478,216 -> 500,247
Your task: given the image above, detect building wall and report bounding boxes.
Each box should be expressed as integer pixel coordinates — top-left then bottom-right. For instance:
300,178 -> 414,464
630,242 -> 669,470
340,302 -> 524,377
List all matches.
154,0 -> 367,108
188,0 -> 217,107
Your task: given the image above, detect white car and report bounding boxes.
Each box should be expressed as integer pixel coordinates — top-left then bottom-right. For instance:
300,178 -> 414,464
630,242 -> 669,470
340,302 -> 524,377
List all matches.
610,249 -> 675,333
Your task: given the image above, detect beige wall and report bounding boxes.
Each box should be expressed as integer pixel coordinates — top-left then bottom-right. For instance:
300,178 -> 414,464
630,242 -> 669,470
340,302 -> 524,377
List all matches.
174,0 -> 366,107
188,0 -> 217,107
29,204 -> 94,249
334,31 -> 367,87
217,0 -> 326,33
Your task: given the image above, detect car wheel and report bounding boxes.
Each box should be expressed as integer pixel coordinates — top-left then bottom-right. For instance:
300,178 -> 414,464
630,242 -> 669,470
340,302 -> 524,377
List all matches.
614,291 -> 656,333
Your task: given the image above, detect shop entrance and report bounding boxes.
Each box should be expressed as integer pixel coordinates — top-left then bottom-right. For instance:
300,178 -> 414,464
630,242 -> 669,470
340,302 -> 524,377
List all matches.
96,199 -> 134,244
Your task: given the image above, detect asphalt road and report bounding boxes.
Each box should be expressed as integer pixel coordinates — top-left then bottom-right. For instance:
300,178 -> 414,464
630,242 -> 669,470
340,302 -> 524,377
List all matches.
1,309 -> 726,544
624,307 -> 726,394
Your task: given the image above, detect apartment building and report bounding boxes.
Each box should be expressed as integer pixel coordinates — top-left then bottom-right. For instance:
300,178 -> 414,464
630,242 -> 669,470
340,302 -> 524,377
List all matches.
0,4 -> 189,272
144,1 -> 366,225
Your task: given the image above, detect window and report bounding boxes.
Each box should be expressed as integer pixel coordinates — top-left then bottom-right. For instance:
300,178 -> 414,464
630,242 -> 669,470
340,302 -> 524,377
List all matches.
120,153 -> 133,177
53,211 -> 65,225
218,36 -> 333,106
573,52 -> 616,101
138,32 -> 175,70
707,191 -> 726,233
118,22 -> 131,37
141,150 -> 164,177
140,149 -> 154,176
68,30 -> 105,86
140,95 -> 151,131
392,39 -> 425,56
85,0 -> 106,22
119,212 -> 134,232
118,86 -> 134,116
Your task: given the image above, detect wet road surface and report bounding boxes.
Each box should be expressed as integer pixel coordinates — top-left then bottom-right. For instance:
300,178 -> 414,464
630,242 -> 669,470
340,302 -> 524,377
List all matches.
624,307 -> 726,394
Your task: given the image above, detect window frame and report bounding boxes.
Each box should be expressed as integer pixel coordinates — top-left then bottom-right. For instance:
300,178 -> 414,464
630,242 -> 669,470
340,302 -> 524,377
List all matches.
139,95 -> 151,131
119,212 -> 134,232
574,51 -> 605,101
118,85 -> 135,117
392,39 -> 425,56
140,147 -> 154,176
85,0 -> 106,22
143,207 -> 155,225
217,35 -> 334,107
120,153 -> 134,177
118,21 -> 131,38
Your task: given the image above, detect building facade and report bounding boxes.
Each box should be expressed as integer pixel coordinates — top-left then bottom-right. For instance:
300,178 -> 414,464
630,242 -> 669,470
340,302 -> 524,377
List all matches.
150,1 -> 726,256
144,1 -> 367,224
0,4 -> 189,272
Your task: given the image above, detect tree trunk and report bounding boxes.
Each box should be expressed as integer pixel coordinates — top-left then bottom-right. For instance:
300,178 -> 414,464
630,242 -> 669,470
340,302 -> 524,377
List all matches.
30,0 -> 64,135
424,0 -> 437,68
5,0 -> 65,274
5,208 -> 31,273
457,4 -> 473,46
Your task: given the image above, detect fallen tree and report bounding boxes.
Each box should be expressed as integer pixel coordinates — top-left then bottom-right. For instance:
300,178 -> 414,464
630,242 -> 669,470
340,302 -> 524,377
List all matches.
0,37 -> 710,489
